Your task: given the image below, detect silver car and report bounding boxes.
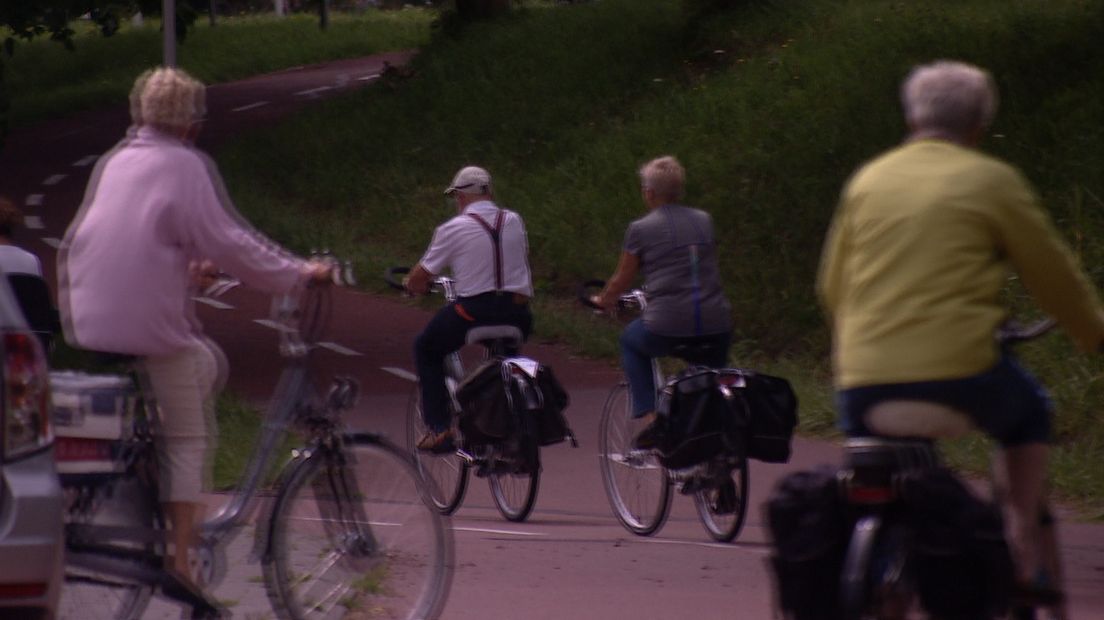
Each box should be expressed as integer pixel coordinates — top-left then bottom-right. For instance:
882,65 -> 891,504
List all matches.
0,273 -> 63,619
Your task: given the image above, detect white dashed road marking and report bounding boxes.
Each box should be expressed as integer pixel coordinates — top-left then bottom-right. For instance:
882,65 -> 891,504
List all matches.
357,73 -> 381,81
43,174 -> 67,186
638,537 -> 756,552
454,526 -> 548,537
193,296 -> 235,310
73,155 -> 99,167
41,237 -> 62,249
232,101 -> 269,113
24,215 -> 45,229
295,86 -> 333,97
25,194 -> 44,207
317,341 -> 362,356
381,366 -> 418,382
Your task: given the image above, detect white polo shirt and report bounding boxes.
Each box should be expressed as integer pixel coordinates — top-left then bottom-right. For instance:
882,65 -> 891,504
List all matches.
419,200 -> 533,298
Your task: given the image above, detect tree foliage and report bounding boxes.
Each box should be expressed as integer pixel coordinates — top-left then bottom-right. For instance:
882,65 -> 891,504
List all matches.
0,1 -> 197,148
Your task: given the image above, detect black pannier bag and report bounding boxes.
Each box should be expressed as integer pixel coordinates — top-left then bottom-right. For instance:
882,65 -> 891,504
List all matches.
655,368 -> 798,469
900,468 -> 1014,618
528,363 -> 574,446
732,370 -> 798,463
765,466 -> 848,620
655,368 -> 739,470
455,359 -> 514,445
455,358 -> 575,448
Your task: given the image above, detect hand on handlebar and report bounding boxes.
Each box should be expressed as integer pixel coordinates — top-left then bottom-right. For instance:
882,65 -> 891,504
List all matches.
302,259 -> 335,284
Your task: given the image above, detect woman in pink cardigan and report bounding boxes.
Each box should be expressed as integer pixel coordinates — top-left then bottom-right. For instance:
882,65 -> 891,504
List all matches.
58,67 -> 330,583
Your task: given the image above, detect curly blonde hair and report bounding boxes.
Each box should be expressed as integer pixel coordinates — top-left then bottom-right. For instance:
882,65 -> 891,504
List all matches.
139,67 -> 207,132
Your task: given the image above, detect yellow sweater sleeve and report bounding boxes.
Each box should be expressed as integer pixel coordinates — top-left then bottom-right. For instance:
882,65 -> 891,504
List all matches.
994,169 -> 1104,352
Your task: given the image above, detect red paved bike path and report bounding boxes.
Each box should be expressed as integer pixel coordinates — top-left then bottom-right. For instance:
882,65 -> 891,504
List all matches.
3,55 -> 1102,619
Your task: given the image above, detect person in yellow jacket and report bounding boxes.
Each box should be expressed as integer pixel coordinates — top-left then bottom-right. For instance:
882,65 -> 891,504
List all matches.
817,60 -> 1103,617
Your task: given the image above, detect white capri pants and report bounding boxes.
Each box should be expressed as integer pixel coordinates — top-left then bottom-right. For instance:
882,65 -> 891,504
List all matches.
141,337 -> 227,503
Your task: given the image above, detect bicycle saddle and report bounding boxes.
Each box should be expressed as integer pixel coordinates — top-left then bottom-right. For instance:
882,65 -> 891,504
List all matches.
670,341 -> 726,366
864,400 -> 974,439
465,325 -> 524,347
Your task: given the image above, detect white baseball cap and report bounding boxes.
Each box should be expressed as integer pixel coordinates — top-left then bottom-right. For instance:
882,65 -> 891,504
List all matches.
444,166 -> 492,195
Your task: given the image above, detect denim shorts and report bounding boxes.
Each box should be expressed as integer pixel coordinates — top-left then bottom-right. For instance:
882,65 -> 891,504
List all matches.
835,354 -> 1052,447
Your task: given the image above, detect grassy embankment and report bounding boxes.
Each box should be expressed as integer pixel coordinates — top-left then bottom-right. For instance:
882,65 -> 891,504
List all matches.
212,0 -> 1103,513
3,10 -> 432,128
24,2 -> 1103,508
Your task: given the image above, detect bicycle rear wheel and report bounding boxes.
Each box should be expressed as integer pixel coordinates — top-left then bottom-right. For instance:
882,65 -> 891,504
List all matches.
693,455 -> 750,543
488,435 -> 540,522
842,516 -> 918,620
59,474 -> 159,620
264,434 -> 453,620
598,383 -> 671,536
407,385 -> 470,515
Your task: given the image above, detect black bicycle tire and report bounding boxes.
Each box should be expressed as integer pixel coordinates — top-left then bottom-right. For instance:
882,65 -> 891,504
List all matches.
692,455 -> 751,543
598,382 -> 672,536
406,384 -> 470,514
841,514 -> 882,620
487,434 -> 541,522
263,434 -> 453,620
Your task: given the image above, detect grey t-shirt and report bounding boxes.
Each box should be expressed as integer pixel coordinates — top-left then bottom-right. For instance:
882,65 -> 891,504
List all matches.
623,204 -> 732,337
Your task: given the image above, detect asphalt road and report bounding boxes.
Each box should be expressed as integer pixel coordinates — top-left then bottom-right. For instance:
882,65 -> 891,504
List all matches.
2,54 -> 1102,619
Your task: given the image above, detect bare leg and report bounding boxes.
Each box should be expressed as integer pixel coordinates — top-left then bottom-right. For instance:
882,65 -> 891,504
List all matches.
992,444 -> 1067,619
165,501 -> 205,582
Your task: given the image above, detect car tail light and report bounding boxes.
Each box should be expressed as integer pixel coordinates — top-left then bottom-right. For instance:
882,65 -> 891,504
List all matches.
3,331 -> 52,461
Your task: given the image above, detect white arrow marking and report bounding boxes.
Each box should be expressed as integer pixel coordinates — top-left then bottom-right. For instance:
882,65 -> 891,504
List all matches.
43,174 -> 67,186
41,237 -> 62,249
381,367 -> 417,382
317,342 -> 362,356
73,155 -> 99,167
193,296 -> 235,310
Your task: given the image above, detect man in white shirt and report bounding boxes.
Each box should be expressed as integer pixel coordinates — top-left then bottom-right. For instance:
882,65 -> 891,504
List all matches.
404,166 -> 534,452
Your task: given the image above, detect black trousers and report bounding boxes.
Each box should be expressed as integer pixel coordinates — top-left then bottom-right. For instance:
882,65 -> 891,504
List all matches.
414,293 -> 533,431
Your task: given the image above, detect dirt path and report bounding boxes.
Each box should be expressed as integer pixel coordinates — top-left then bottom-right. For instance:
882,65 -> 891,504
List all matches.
3,54 -> 1102,619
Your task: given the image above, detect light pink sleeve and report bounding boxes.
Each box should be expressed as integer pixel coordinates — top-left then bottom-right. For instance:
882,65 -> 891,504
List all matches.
174,152 -> 306,294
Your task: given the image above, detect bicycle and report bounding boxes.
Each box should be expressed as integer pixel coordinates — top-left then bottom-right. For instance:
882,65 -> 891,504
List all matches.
579,280 -> 750,543
834,317 -> 1059,617
386,266 -> 574,523
54,262 -> 454,620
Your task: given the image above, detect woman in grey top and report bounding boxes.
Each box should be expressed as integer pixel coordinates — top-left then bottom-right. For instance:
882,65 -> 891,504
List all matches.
593,156 -> 732,448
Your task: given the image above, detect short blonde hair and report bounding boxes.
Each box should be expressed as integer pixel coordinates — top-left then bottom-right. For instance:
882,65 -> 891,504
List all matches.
139,67 -> 207,132
901,60 -> 998,137
639,156 -> 685,203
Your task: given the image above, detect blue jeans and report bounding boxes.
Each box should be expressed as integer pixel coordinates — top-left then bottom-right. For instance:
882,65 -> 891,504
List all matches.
415,293 -> 532,433
620,318 -> 731,418
835,354 -> 1052,447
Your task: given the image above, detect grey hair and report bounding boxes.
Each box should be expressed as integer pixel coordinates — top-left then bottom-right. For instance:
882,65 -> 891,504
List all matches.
139,67 -> 207,132
639,155 -> 685,203
901,60 -> 998,137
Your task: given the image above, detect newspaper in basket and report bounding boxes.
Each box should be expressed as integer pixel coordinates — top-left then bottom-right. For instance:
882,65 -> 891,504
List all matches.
50,371 -> 137,474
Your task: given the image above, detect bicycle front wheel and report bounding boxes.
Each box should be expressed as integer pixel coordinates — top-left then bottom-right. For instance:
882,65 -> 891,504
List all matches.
598,383 -> 671,536
407,385 -> 470,514
264,435 -> 453,620
59,474 -> 159,620
693,456 -> 750,542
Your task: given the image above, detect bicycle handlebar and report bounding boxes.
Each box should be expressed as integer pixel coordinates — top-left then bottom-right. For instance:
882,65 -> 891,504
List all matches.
577,279 -> 645,312
386,266 -> 456,300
